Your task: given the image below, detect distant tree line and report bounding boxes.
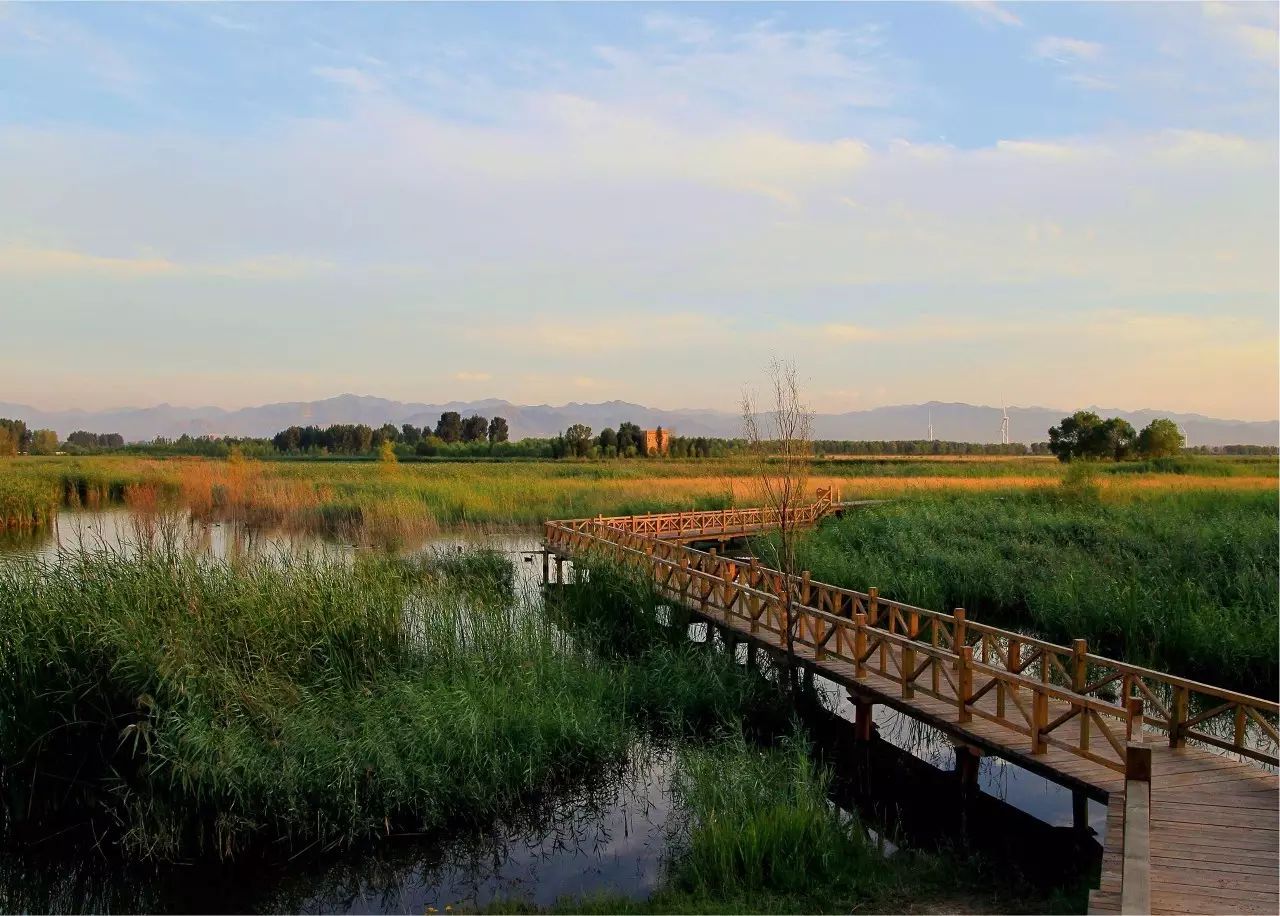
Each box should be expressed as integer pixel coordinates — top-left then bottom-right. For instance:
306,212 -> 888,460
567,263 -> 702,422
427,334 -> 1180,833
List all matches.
1,419 -> 111,456
1185,444 -> 1278,456
814,439 -> 1035,457
1047,413 -> 1188,462
4,412 -> 1272,461
271,413 -> 511,456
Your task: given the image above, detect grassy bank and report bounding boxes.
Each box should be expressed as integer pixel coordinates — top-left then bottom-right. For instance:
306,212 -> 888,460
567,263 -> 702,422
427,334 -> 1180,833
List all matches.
790,487 -> 1279,693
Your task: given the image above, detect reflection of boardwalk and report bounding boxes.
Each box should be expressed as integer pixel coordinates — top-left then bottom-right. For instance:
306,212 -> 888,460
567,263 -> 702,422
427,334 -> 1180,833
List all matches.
544,501 -> 1279,916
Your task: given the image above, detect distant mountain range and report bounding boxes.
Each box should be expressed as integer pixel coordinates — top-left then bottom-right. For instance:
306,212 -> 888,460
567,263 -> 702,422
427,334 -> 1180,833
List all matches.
1,395 -> 1276,448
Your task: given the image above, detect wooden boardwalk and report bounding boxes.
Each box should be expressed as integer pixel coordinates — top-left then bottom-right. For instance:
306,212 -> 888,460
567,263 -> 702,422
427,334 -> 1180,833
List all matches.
545,498 -> 1279,916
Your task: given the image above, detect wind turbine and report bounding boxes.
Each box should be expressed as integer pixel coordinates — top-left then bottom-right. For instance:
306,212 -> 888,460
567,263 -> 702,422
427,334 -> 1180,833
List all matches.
928,410 -> 934,443
1001,403 -> 1010,446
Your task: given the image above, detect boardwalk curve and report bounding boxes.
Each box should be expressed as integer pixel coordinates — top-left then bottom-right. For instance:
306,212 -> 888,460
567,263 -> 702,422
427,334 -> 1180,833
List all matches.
543,495 -> 1279,916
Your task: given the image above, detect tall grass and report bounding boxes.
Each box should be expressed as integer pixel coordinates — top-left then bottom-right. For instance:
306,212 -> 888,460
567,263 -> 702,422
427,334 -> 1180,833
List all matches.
0,477 -> 59,530
666,735 -> 882,902
791,488 -> 1279,693
0,547 -> 628,858
3,454 -> 1275,538
0,546 -> 790,863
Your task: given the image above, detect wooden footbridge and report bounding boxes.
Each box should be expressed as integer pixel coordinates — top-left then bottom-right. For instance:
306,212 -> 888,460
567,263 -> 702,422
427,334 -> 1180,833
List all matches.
544,490 -> 1279,915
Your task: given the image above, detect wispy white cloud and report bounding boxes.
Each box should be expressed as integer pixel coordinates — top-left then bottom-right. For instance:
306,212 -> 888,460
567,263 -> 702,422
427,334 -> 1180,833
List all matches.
0,245 -> 332,279
1035,36 -> 1103,62
963,2 -> 1023,29
0,3 -> 1275,418
312,65 -> 381,93
0,4 -> 142,89
1202,1 -> 1278,64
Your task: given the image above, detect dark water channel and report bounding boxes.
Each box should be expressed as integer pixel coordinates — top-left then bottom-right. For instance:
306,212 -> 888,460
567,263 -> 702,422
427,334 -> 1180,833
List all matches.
1,512 -> 1103,913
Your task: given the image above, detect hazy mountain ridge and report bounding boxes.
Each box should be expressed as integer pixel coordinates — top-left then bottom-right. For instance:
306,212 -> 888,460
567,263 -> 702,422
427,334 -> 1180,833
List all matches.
1,395 -> 1275,448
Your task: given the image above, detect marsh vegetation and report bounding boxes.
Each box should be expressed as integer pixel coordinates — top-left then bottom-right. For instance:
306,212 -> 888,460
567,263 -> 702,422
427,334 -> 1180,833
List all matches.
0,452 -> 1274,912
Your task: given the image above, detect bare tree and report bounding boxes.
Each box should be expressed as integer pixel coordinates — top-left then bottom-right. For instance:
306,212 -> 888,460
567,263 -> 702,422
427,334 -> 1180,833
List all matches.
742,358 -> 813,689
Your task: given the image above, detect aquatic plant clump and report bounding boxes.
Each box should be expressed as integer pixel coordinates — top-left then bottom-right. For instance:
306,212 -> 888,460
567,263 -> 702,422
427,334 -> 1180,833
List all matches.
0,544 -> 796,864
0,547 -> 631,859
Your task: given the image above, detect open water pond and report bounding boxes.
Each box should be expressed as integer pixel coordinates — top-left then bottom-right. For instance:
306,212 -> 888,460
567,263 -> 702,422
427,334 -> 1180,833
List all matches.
1,509 -> 1106,913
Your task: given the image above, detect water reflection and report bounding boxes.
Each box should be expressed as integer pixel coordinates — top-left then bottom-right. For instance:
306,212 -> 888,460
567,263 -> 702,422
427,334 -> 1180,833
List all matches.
0,745 -> 675,914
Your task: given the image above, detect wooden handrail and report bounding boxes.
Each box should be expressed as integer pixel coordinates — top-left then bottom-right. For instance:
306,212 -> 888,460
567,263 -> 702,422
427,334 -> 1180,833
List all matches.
545,509 -> 1279,769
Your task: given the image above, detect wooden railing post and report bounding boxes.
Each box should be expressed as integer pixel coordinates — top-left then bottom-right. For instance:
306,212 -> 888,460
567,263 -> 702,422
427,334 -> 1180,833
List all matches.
930,617 -> 941,694
953,607 -> 966,650
1073,638 -> 1090,749
1127,698 -> 1145,743
1169,686 -> 1188,749
1122,742 -> 1152,915
957,646 -> 973,722
801,571 -> 811,607
867,587 -> 879,626
902,609 -> 919,699
1032,684 -> 1048,754
853,613 -> 868,679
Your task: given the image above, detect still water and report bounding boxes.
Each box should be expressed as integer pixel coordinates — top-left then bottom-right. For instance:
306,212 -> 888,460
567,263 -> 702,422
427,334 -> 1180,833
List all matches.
1,511 -> 1104,913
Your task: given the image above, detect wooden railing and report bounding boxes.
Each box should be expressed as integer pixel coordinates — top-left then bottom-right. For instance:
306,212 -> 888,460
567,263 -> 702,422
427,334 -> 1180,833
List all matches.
545,515 -> 1279,772
548,487 -> 839,541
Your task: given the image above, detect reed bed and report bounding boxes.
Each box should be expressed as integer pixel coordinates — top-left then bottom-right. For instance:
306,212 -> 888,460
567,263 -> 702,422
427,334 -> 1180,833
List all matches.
2,455 -> 1275,539
2,540 -> 1095,912
0,546 -> 786,864
0,477 -> 60,531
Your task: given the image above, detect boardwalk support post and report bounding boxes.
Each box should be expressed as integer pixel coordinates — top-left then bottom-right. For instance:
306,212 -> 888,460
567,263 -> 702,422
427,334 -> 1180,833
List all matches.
853,695 -> 876,741
955,743 -> 982,789
1072,790 -> 1088,833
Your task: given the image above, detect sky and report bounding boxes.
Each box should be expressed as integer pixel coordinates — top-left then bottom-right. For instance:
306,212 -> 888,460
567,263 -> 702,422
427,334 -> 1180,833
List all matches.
1,1 -> 1277,420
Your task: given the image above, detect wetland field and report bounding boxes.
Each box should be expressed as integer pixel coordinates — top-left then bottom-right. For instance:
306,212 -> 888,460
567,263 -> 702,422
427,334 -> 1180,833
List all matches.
0,453 -> 1275,913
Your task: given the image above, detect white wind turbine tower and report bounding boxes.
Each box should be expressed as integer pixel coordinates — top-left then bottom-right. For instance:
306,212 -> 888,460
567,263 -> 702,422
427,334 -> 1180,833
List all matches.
1001,403 -> 1010,446
928,410 -> 934,442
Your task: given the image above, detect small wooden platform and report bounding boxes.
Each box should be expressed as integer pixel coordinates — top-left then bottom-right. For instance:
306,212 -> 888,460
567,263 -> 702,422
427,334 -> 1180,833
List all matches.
545,503 -> 1280,916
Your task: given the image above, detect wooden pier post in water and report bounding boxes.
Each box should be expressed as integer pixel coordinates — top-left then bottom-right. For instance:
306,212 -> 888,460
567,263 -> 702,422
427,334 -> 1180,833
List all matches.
954,743 -> 982,788
1072,790 -> 1089,833
852,694 -> 876,741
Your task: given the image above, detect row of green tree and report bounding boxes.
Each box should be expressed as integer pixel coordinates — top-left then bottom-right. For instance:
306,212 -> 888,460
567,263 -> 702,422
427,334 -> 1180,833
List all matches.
271,414 -> 511,455
815,440 -> 1040,456
1047,413 -> 1185,462
1,419 -> 124,456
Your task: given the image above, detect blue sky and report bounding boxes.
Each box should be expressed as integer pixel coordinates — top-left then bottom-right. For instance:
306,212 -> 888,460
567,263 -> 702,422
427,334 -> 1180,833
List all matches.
1,1 -> 1277,419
